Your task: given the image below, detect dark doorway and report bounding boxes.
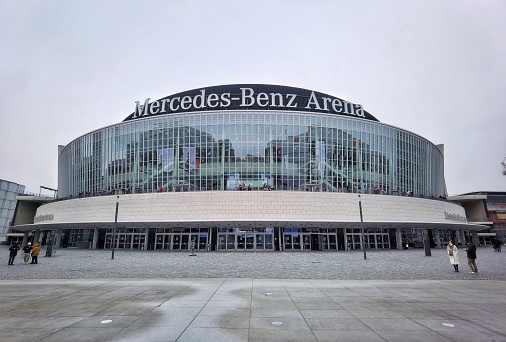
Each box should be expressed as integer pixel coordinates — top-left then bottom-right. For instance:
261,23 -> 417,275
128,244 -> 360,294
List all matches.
147,228 -> 156,250
311,234 -> 320,250
275,228 -> 281,251
97,229 -> 106,249
211,227 -> 217,251
337,229 -> 345,250
389,229 -> 397,249
61,231 -> 69,248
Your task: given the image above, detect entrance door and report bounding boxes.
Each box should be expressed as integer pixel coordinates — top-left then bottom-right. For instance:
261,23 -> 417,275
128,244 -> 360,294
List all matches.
246,234 -> 255,250
97,229 -> 106,249
283,234 -> 293,250
265,234 -> 273,250
218,234 -> 226,250
173,235 -> 181,250
124,235 -> 132,249
227,234 -> 235,250
311,234 -> 320,250
181,235 -> 189,251
328,234 -> 337,250
302,234 -> 311,250
255,234 -> 264,250
237,234 -> 245,250
190,234 -> 199,250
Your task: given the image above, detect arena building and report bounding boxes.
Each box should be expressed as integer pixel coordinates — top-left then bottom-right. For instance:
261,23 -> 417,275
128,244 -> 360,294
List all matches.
12,84 -> 487,251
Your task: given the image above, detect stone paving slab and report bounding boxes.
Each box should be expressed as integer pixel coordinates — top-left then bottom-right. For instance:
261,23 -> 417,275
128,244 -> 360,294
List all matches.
0,278 -> 504,342
0,247 -> 505,341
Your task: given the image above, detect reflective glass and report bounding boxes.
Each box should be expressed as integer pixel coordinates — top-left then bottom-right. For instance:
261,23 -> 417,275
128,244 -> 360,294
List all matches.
58,111 -> 445,199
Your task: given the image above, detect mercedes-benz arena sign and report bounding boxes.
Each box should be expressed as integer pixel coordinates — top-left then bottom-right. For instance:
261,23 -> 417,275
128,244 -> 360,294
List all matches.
125,84 -> 379,122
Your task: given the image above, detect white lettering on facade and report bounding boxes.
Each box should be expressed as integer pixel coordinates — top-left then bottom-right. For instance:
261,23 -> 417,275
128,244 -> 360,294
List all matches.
444,212 -> 467,222
270,93 -> 283,107
169,97 -> 180,111
180,96 -> 192,110
160,99 -> 168,113
285,94 -> 297,108
355,104 -> 365,118
133,98 -> 150,118
332,99 -> 342,112
193,89 -> 206,109
149,100 -> 160,115
321,97 -> 332,111
220,93 -> 231,107
257,92 -> 269,107
342,100 -> 355,115
207,93 -> 219,108
34,214 -> 54,223
305,91 -> 321,110
133,87 -> 368,120
240,88 -> 255,106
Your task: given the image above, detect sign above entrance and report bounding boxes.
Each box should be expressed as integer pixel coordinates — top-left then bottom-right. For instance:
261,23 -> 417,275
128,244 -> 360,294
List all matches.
124,84 -> 379,122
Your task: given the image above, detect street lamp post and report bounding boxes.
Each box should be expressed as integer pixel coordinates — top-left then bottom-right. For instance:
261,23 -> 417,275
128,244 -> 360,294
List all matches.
358,195 -> 367,260
112,196 -> 119,260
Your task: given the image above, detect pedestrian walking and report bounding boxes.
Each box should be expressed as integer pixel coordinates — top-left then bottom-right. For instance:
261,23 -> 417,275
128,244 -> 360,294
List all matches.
446,240 -> 459,272
30,244 -> 41,264
8,243 -> 20,265
22,242 -> 33,264
465,240 -> 478,274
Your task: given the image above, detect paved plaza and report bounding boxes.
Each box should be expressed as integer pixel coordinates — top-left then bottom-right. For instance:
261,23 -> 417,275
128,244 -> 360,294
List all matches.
1,246 -> 505,280
0,247 -> 505,341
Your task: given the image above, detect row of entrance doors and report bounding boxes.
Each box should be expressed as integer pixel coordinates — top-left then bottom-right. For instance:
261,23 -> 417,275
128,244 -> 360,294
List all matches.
105,233 -> 146,249
104,231 -> 391,251
154,232 -> 336,251
217,233 -> 274,251
283,233 -> 338,250
155,233 -> 209,250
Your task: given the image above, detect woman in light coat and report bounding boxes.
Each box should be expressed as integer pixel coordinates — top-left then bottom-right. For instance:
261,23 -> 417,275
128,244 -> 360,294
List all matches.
447,240 -> 459,272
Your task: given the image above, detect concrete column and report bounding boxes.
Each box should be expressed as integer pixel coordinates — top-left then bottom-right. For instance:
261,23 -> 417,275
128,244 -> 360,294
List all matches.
471,231 -> 479,246
21,231 -> 29,247
396,228 -> 403,250
458,230 -> 465,246
434,229 -> 442,248
453,230 -> 460,245
55,229 -> 63,248
423,229 -> 431,256
33,230 -> 40,245
92,228 -> 98,249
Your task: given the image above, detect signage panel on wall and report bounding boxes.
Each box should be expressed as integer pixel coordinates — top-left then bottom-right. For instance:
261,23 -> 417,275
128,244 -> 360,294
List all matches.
124,84 -> 379,122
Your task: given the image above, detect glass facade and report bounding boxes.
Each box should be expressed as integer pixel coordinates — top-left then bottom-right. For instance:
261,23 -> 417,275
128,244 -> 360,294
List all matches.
58,111 -> 445,199
0,180 -> 25,242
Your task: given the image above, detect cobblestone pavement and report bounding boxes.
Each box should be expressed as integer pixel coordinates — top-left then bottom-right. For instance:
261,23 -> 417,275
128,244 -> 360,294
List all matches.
1,246 -> 505,280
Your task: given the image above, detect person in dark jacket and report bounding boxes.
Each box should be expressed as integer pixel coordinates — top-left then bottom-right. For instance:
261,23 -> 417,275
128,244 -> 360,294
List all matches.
465,240 -> 478,274
8,244 -> 20,265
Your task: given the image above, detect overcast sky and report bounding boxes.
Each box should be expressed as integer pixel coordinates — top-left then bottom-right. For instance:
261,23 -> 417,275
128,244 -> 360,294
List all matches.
0,0 -> 505,196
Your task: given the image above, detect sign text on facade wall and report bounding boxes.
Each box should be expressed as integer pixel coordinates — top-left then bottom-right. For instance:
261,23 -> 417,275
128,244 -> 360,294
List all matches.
124,85 -> 378,122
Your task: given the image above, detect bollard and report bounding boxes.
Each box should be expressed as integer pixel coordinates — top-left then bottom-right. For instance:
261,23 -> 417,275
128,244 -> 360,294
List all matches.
189,240 -> 196,256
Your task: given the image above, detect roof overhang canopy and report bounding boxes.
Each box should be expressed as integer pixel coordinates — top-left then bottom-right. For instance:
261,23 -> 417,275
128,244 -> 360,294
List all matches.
12,220 -> 489,232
